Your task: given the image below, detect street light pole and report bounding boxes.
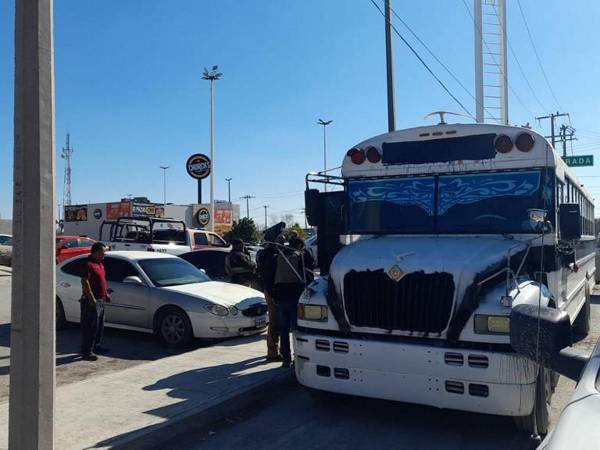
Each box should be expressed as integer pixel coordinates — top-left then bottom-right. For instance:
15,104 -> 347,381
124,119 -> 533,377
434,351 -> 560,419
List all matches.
202,66 -> 223,232
225,177 -> 232,204
384,0 -> 396,132
263,205 -> 268,229
317,119 -> 333,192
159,166 -> 169,207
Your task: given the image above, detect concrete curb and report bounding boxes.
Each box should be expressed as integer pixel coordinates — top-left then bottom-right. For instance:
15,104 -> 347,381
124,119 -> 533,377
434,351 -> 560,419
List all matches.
113,369 -> 295,450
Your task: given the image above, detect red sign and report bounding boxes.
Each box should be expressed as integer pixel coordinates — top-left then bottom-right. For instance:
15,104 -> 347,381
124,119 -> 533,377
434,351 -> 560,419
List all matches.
214,209 -> 232,225
106,202 -> 131,220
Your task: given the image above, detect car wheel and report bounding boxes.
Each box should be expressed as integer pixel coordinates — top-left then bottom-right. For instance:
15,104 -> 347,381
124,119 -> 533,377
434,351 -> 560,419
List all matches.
572,284 -> 591,336
56,297 -> 68,330
156,307 -> 193,348
514,366 -> 551,436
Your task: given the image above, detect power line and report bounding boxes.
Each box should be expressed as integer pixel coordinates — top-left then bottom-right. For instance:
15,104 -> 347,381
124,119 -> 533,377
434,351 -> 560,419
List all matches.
516,0 -> 563,110
387,3 -> 498,121
368,0 -> 475,119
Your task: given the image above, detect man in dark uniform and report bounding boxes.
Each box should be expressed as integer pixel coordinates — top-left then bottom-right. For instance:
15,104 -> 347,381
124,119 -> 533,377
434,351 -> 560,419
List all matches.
225,239 -> 257,286
273,237 -> 314,368
256,236 -> 285,361
80,242 -> 111,361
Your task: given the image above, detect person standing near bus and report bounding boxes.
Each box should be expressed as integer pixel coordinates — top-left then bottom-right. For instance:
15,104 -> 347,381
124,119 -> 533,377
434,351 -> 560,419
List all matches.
80,242 -> 111,361
273,237 -> 313,368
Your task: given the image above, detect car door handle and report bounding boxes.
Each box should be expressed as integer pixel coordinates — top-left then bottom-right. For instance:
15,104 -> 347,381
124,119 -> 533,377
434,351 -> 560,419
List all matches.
124,244 -> 131,247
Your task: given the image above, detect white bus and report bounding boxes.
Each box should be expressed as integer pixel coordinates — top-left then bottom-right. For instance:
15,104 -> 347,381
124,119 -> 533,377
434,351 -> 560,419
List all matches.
298,122 -> 596,434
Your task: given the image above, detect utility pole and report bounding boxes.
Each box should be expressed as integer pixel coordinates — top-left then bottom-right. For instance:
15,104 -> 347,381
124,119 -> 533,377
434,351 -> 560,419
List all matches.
559,125 -> 577,159
384,0 -> 396,131
263,205 -> 268,229
61,133 -> 73,206
240,195 -> 255,219
301,208 -> 307,229
11,0 -> 56,448
202,66 -> 222,232
225,177 -> 232,204
159,166 -> 169,207
536,112 -> 570,148
317,119 -> 332,192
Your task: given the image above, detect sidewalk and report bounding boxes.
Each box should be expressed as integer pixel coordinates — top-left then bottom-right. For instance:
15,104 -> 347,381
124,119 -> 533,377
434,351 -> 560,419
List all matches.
0,335 -> 289,450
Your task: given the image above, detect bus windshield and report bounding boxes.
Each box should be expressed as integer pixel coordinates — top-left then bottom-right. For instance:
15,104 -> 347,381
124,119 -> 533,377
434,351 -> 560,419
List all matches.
348,170 -> 553,234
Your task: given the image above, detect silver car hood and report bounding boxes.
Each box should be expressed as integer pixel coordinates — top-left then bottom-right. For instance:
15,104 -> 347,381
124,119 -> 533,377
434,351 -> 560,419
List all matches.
161,281 -> 265,308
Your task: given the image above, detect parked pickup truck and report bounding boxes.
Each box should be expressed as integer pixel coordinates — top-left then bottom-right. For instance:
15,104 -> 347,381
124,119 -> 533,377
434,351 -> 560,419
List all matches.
100,216 -> 229,255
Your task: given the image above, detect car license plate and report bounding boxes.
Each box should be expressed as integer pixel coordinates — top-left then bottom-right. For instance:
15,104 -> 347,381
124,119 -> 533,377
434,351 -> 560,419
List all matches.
255,317 -> 266,328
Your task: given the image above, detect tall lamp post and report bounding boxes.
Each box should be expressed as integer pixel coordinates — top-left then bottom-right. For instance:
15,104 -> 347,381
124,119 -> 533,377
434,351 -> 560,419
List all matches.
317,118 -> 333,192
159,166 -> 169,207
225,177 -> 232,204
202,66 -> 223,232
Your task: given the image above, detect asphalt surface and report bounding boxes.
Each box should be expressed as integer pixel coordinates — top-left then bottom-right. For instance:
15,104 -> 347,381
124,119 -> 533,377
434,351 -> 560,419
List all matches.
161,289 -> 600,450
0,269 -> 212,402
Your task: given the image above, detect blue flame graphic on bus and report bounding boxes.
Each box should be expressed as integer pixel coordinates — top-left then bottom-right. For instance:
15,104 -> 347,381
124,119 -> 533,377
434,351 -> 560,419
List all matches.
348,178 -> 436,216
438,171 -> 540,215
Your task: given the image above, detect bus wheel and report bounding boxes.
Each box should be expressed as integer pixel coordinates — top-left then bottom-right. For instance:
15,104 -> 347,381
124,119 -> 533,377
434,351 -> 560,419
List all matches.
514,366 -> 551,436
572,284 -> 591,336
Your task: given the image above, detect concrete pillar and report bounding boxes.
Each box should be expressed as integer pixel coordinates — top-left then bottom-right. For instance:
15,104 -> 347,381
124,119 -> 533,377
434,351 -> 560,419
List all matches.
10,0 -> 56,448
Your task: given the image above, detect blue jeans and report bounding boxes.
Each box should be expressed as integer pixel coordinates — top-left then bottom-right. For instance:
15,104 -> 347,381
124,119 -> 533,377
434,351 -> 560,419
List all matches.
80,299 -> 105,356
277,300 -> 298,363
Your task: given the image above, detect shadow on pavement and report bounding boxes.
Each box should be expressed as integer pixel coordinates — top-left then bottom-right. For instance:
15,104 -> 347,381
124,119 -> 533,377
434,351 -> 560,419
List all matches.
91,356 -> 280,449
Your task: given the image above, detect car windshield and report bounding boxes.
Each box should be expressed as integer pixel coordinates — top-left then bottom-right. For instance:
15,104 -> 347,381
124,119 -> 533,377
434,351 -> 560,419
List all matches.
348,170 -> 553,234
138,258 -> 210,287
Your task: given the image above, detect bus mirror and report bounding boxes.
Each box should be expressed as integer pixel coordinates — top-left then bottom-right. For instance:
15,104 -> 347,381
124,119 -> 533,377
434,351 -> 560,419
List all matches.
305,189 -> 321,226
559,203 -> 581,240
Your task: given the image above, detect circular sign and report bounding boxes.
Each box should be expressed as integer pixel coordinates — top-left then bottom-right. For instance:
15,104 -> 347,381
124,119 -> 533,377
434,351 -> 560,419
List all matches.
93,208 -> 103,220
186,154 -> 211,180
196,207 -> 211,227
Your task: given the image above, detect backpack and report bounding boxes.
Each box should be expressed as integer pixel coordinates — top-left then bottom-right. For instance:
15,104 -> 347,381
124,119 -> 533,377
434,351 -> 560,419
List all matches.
274,252 -> 303,285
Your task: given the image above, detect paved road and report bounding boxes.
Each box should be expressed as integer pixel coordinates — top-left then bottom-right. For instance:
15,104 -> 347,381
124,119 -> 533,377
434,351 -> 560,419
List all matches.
0,270 -> 214,401
163,291 -> 600,450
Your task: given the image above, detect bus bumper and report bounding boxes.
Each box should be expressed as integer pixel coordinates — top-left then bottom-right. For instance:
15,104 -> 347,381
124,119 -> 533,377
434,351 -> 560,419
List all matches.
294,330 -> 538,417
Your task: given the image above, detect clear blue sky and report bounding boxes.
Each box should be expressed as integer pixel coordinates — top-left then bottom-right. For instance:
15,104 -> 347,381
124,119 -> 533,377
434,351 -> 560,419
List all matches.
2,0 -> 600,225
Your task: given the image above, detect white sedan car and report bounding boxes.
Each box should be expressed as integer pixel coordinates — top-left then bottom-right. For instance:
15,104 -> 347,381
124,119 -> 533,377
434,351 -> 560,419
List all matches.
56,251 -> 268,347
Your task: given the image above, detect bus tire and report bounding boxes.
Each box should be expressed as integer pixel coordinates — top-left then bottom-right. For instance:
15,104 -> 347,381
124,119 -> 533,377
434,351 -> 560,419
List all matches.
514,366 -> 551,436
572,285 -> 591,336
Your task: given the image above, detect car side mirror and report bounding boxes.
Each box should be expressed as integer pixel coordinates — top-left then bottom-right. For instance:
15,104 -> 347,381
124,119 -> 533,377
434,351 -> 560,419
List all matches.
304,189 -> 322,227
510,304 -> 587,380
123,275 -> 144,286
559,203 -> 581,240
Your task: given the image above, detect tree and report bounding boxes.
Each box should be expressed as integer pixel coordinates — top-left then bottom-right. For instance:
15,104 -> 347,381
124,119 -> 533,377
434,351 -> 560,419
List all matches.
224,217 -> 260,244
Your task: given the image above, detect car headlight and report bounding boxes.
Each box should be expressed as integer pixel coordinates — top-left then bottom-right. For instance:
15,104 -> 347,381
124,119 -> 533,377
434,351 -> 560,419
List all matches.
474,314 -> 510,334
206,304 -> 229,316
228,306 -> 239,316
298,304 -> 328,321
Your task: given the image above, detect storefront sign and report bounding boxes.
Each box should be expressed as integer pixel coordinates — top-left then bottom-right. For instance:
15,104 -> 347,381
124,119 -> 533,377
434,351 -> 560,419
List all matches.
186,154 -> 211,180
196,207 -> 211,226
65,205 -> 88,222
106,202 -> 131,220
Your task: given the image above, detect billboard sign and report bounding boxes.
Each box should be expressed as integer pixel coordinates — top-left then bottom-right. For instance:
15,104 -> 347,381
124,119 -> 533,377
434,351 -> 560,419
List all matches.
106,202 -> 131,220
186,154 -> 211,180
196,207 -> 211,227
65,205 -> 88,222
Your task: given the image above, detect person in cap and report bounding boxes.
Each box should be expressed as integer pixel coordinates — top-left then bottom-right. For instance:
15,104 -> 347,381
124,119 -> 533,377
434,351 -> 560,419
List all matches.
80,242 -> 111,361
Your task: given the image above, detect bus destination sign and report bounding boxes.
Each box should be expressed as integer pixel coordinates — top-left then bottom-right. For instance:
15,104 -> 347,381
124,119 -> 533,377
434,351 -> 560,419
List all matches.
563,155 -> 594,167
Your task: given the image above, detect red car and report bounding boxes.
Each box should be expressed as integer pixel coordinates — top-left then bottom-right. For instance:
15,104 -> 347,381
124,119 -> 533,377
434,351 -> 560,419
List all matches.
56,236 -> 96,264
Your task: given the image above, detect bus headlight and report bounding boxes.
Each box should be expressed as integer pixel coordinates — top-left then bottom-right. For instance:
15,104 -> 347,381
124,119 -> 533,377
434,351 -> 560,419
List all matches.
474,314 -> 510,334
298,304 -> 328,321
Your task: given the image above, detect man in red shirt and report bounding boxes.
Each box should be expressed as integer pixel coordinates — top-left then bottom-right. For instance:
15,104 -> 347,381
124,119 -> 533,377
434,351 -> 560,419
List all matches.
80,242 -> 111,361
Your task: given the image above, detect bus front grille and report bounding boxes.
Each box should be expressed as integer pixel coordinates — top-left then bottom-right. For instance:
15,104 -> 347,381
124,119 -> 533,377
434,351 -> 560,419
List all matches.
342,270 -> 455,334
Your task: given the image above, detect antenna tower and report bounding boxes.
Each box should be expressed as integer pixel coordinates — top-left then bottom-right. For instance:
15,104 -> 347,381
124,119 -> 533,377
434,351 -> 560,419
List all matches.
474,0 -> 508,125
61,133 -> 73,206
